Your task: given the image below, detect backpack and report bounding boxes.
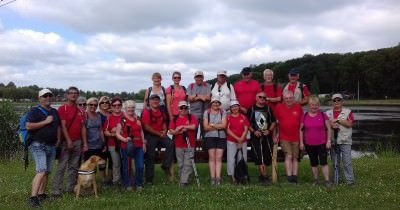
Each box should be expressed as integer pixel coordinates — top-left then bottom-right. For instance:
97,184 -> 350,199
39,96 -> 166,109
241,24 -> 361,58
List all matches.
18,106 -> 48,170
211,81 -> 232,93
234,148 -> 248,184
146,86 -> 166,106
170,85 -> 188,101
189,82 -> 208,90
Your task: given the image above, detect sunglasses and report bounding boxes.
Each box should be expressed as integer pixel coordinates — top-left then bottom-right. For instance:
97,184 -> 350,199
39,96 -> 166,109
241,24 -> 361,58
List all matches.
112,104 -> 122,107
88,104 -> 98,107
68,92 -> 78,95
179,106 -> 189,110
257,96 -> 266,99
333,99 -> 342,102
173,76 -> 181,79
78,103 -> 86,107
242,72 -> 250,76
99,101 -> 110,105
41,93 -> 53,98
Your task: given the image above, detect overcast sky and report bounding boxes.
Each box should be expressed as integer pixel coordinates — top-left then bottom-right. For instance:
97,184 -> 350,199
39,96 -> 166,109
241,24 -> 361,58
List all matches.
0,0 -> 399,93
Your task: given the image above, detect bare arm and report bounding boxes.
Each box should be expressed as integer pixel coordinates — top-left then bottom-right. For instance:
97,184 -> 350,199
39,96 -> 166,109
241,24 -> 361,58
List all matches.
143,89 -> 149,108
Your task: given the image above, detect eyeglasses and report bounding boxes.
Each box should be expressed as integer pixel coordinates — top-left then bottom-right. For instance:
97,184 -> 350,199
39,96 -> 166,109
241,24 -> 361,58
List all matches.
68,92 -> 78,95
173,76 -> 181,79
179,106 -> 189,110
78,103 -> 86,107
333,99 -> 342,102
88,104 -> 98,107
99,101 -> 110,105
112,104 -> 122,107
257,96 -> 266,99
41,93 -> 53,98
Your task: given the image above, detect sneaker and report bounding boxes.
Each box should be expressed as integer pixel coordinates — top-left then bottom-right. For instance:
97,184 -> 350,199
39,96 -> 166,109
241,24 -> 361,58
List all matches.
126,186 -> 133,191
215,178 -> 221,186
287,175 -> 293,183
161,165 -> 171,176
28,196 -> 40,208
37,193 -> 47,203
136,186 -> 144,192
313,179 -> 320,186
291,175 -> 298,184
210,178 -> 216,186
325,181 -> 332,188
180,183 -> 189,188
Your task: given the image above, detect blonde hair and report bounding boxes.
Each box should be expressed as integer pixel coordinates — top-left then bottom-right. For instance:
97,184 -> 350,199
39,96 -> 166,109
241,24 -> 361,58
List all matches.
123,100 -> 136,110
87,97 -> 98,105
263,69 -> 274,78
308,95 -> 320,105
98,96 -> 110,104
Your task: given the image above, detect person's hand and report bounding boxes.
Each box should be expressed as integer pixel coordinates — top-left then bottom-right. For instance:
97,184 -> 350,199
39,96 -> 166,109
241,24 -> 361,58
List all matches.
82,144 -> 88,152
326,141 -> 331,149
45,115 -> 54,124
273,136 -> 279,144
254,130 -> 262,138
67,140 -> 73,150
143,144 -> 147,153
262,130 -> 270,136
299,143 -> 304,151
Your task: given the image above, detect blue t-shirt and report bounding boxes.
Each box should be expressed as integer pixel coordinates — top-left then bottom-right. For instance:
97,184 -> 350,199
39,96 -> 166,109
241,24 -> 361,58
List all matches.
27,106 -> 60,145
86,113 -> 104,149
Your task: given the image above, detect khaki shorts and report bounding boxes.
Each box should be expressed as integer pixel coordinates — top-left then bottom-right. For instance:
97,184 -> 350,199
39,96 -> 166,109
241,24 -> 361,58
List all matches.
280,140 -> 299,158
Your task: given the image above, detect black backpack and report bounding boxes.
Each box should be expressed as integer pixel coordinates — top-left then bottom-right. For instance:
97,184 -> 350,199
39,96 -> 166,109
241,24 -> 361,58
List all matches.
234,148 -> 248,184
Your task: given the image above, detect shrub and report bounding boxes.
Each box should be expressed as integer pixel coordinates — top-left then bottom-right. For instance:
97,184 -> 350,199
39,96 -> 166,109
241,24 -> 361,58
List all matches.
0,101 -> 22,160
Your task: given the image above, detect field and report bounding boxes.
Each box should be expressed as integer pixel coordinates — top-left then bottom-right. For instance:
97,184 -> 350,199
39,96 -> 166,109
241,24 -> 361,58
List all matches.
1,153 -> 399,210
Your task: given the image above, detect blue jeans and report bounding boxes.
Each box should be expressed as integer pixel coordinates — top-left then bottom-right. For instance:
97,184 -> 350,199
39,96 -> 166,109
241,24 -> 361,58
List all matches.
120,147 -> 144,188
30,141 -> 56,173
330,144 -> 355,184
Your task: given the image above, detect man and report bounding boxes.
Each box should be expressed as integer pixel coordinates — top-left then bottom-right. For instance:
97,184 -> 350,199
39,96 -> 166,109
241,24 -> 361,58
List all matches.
274,91 -> 303,183
262,69 -> 282,112
52,86 -> 87,197
187,70 -> 211,139
210,70 -> 236,111
326,93 -> 355,186
247,92 -> 276,185
234,67 -> 261,114
26,89 -> 60,208
282,68 -> 310,106
142,94 -> 174,184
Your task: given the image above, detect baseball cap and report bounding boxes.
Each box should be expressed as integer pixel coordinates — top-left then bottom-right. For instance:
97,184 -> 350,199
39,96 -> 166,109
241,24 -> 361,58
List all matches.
38,88 -> 53,97
178,101 -> 188,107
289,68 -> 299,75
331,93 -> 343,100
149,94 -> 161,100
210,96 -> 221,104
241,67 -> 251,75
230,100 -> 240,107
217,70 -> 227,76
194,71 -> 204,77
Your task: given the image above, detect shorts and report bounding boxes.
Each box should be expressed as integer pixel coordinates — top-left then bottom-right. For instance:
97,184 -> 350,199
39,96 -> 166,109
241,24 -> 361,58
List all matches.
305,144 -> 328,167
280,140 -> 299,158
250,136 -> 272,166
30,141 -> 56,173
204,137 -> 226,150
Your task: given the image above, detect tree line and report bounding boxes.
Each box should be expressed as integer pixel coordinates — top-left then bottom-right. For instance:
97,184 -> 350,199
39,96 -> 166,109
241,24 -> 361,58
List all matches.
1,44 -> 399,101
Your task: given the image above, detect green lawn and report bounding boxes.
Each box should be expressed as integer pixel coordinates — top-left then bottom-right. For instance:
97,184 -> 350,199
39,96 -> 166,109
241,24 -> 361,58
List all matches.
1,154 -> 399,210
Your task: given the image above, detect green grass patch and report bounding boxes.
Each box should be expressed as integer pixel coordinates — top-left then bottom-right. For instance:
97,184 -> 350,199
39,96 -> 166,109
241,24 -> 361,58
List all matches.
1,156 -> 399,210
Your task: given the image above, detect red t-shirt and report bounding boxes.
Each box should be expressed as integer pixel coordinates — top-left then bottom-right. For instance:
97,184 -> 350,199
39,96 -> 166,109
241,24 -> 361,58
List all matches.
120,116 -> 143,149
141,108 -> 166,132
333,110 -> 354,121
262,84 -> 283,111
234,79 -> 261,109
227,114 -> 250,143
169,114 -> 198,148
274,103 -> 304,142
58,104 -> 84,142
165,86 -> 187,116
104,114 -> 123,147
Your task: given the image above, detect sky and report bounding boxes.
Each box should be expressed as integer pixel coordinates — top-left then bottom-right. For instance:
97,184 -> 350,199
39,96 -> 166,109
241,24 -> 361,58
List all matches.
0,0 -> 399,93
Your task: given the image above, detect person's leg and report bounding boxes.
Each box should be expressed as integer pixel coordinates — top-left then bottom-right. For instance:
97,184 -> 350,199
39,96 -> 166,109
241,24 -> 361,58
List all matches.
208,149 -> 216,179
120,149 -> 131,188
52,142 -> 69,195
144,135 -> 157,183
30,142 -> 46,197
161,136 -> 174,172
108,146 -> 121,184
215,149 -> 224,181
181,148 -> 194,185
291,142 -> 299,182
133,148 -> 144,188
341,144 -> 355,184
66,140 -> 81,192
226,141 -> 236,177
38,145 -> 55,197
175,148 -> 185,184
306,145 -> 319,181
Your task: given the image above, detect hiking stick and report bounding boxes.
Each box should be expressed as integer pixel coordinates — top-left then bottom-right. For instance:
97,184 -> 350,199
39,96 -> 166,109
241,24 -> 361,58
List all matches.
333,128 -> 340,185
271,143 -> 278,183
185,133 -> 200,187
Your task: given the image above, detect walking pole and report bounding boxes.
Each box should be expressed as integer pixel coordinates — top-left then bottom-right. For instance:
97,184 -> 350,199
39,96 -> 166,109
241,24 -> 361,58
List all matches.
271,143 -> 278,183
185,133 -> 200,187
333,129 -> 340,185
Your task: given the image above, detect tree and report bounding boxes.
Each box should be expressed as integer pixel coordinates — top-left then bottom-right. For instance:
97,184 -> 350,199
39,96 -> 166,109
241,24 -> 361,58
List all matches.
310,75 -> 320,95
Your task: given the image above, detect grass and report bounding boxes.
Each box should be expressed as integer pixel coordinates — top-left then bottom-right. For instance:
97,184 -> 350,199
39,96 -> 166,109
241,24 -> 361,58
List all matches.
1,156 -> 399,210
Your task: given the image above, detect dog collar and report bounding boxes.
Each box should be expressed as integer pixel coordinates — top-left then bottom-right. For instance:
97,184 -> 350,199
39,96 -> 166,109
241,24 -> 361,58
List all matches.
78,170 -> 96,175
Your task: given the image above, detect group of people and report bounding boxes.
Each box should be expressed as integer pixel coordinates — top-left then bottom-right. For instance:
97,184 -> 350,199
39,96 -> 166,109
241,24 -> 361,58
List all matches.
25,67 -> 355,208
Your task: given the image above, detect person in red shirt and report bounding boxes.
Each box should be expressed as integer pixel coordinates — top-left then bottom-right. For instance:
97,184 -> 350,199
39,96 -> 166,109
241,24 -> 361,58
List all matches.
262,69 -> 282,111
234,67 -> 261,114
274,90 -> 304,183
226,100 -> 249,184
52,86 -> 87,197
282,68 -> 310,106
116,100 -> 146,191
169,101 -> 198,187
142,94 -> 174,185
103,97 -> 123,186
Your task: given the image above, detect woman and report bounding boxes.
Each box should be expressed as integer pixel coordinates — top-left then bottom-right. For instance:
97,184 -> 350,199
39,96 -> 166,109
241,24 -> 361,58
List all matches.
169,101 -> 198,187
83,97 -> 107,181
226,100 -> 249,184
98,96 -> 111,125
299,96 -> 332,187
116,100 -> 146,191
203,97 -> 227,186
166,71 -> 187,121
143,72 -> 167,113
77,96 -> 87,112
103,97 -> 123,186
262,69 -> 282,111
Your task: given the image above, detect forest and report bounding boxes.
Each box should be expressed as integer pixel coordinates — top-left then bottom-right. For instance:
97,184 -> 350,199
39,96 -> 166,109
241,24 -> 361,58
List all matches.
1,44 -> 399,101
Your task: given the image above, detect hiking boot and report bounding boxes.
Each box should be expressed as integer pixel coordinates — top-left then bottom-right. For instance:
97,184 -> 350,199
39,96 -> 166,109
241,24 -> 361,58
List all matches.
37,193 -> 47,203
126,186 -> 133,191
287,175 -> 293,183
325,181 -> 332,188
215,178 -> 221,186
136,186 -> 144,192
180,183 -> 189,188
291,175 -> 298,184
28,196 -> 40,208
313,179 -> 320,186
210,178 -> 216,186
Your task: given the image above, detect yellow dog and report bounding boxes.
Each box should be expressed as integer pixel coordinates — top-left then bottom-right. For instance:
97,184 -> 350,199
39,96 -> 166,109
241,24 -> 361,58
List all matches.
74,155 -> 106,199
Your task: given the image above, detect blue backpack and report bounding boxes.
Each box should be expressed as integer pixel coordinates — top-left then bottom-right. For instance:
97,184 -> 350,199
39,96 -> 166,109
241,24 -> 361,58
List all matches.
18,106 -> 48,148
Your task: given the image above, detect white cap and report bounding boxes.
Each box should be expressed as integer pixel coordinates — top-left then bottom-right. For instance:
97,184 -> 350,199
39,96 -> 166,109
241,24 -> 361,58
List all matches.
38,88 -> 53,97
331,93 -> 343,100
230,100 -> 240,107
217,70 -> 227,76
178,101 -> 188,107
210,96 -> 221,104
194,71 -> 204,77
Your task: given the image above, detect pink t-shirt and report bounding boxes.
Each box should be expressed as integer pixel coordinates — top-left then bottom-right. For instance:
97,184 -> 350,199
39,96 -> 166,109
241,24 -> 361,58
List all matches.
165,86 -> 187,116
301,112 -> 328,145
